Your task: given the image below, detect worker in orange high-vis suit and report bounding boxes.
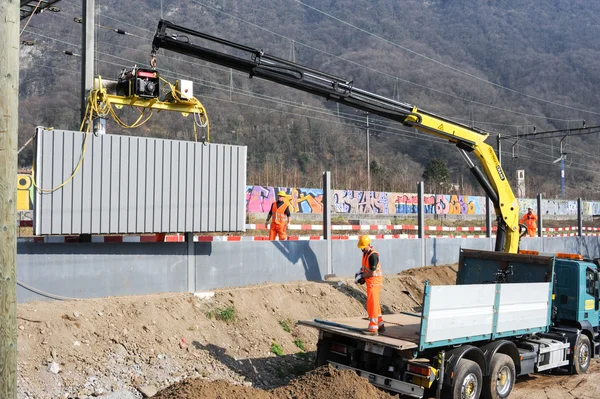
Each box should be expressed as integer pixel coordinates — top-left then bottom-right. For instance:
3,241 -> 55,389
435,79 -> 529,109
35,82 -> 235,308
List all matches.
520,207 -> 538,237
357,235 -> 385,335
265,190 -> 292,240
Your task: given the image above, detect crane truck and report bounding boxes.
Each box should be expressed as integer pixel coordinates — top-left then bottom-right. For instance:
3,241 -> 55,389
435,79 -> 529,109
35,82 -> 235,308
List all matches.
151,21 -> 600,399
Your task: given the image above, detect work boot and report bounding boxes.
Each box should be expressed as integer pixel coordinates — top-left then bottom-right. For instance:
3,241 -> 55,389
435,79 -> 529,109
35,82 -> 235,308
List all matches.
378,325 -> 386,334
363,329 -> 378,336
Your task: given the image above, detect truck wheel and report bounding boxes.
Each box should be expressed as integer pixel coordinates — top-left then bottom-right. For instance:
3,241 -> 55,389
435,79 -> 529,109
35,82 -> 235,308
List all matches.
482,354 -> 515,399
446,359 -> 482,399
573,334 -> 591,374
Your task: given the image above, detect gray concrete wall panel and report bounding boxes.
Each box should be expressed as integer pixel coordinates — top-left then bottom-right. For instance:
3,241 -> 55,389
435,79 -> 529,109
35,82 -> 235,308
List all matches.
194,241 -> 327,291
34,129 -> 247,235
17,243 -> 188,303
516,237 -> 545,252
331,239 -> 422,276
426,238 -> 493,266
16,236 -> 600,303
580,236 -> 600,259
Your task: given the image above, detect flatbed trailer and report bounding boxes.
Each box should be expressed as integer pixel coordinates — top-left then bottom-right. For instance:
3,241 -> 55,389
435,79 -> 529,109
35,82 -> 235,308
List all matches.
300,249 -> 600,399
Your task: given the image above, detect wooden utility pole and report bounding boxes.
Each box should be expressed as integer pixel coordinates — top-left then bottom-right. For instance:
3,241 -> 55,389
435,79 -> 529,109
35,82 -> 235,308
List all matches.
0,1 -> 19,397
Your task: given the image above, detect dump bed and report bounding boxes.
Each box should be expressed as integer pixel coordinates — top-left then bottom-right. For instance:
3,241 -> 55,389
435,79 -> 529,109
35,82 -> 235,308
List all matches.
302,250 -> 556,351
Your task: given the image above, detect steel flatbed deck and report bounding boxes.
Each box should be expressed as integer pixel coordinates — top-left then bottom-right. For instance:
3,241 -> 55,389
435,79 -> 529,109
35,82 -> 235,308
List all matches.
299,313 -> 421,350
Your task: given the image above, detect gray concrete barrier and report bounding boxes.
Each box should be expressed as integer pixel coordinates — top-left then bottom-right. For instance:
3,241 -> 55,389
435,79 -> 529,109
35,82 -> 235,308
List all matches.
16,236 -> 600,303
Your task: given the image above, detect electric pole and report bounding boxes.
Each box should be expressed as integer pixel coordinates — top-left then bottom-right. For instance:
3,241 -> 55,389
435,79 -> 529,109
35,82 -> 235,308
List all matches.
366,113 -> 370,191
0,1 -> 19,397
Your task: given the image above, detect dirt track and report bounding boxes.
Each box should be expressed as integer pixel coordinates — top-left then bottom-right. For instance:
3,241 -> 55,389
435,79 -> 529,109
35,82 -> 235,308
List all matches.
16,265 -> 599,398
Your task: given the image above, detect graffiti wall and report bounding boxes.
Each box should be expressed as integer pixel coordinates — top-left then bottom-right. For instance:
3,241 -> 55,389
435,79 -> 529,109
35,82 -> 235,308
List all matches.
17,179 -> 600,216
334,191 -> 487,215
246,186 -> 324,214
246,186 -> 488,215
246,185 -> 600,216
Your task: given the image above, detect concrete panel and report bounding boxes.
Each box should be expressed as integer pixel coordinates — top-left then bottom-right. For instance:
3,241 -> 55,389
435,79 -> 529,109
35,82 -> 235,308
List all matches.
542,237 -> 581,255
17,243 -> 188,303
16,236 -> 600,304
518,237 -> 545,252
581,236 -> 600,259
331,239 -> 422,276
194,241 -> 327,291
426,238 -> 492,266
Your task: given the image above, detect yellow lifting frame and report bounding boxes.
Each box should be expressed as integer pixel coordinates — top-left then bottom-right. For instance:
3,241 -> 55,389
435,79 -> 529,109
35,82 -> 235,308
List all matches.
90,76 -> 210,141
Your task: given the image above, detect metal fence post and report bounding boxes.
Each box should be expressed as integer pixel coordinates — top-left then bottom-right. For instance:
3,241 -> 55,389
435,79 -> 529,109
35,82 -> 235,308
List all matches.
577,198 -> 583,238
537,193 -> 543,238
185,232 -> 195,292
418,182 -> 425,267
323,172 -> 333,277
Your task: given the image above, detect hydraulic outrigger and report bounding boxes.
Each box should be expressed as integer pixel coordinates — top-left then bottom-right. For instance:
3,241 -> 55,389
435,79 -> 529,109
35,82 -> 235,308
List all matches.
152,20 -> 520,252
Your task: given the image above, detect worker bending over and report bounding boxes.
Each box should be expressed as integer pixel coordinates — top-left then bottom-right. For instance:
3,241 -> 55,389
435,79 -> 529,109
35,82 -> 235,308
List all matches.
266,190 -> 291,240
357,235 -> 385,335
520,207 -> 538,237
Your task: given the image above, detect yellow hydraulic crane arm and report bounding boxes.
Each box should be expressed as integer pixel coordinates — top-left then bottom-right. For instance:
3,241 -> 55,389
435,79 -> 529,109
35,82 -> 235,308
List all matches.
152,19 -> 521,253
406,110 -> 520,253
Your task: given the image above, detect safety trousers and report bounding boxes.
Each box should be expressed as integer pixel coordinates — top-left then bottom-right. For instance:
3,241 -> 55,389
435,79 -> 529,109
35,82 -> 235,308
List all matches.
366,283 -> 384,332
269,226 -> 287,240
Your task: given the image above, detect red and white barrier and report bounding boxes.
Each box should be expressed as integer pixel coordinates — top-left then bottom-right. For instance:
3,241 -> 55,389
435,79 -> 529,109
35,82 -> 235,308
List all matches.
16,219 -> 593,243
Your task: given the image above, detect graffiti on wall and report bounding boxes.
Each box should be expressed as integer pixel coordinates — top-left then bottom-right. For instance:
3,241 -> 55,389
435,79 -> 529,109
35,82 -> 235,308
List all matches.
585,202 -> 600,216
333,190 -> 389,214
543,200 -> 578,215
389,193 -> 435,214
19,178 -> 600,216
247,186 -> 490,215
517,199 -> 579,215
246,186 -> 324,213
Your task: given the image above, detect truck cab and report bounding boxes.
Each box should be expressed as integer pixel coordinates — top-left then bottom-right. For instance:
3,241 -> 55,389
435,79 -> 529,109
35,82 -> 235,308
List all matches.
554,258 -> 600,327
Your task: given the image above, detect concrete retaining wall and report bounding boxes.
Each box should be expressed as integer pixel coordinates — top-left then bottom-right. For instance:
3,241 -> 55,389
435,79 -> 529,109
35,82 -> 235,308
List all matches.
16,236 -> 600,303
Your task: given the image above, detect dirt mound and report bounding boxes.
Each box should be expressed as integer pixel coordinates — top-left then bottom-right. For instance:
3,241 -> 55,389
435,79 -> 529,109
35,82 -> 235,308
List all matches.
18,268 -> 446,398
154,365 -> 393,399
153,378 -> 272,399
271,365 -> 393,398
15,263 -> 600,399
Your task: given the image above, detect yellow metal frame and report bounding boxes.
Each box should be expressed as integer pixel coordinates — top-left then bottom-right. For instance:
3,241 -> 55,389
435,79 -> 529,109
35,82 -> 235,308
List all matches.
407,108 -> 520,253
89,76 -> 210,142
93,76 -> 204,116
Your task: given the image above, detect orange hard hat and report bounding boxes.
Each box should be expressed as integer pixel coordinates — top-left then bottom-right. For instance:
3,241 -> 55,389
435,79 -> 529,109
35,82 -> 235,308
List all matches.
357,235 -> 371,250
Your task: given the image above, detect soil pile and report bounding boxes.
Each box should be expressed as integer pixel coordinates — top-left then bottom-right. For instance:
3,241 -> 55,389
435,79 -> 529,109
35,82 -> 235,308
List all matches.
154,365 -> 393,399
271,365 -> 393,398
15,263 -> 600,399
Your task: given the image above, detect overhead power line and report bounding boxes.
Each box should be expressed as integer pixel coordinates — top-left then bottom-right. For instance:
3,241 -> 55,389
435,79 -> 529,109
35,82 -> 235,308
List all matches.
502,124 -> 599,140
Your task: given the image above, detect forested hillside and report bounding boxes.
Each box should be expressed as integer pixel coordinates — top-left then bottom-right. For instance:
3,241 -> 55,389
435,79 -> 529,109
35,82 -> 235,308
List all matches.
18,0 -> 600,198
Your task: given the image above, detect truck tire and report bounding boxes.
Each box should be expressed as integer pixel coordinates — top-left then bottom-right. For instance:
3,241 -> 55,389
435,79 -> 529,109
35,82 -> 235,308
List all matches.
446,359 -> 482,399
482,354 -> 515,399
573,334 -> 591,374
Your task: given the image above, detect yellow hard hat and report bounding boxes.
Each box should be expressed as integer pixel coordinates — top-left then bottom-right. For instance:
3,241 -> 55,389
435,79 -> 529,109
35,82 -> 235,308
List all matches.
277,190 -> 287,197
357,235 -> 371,250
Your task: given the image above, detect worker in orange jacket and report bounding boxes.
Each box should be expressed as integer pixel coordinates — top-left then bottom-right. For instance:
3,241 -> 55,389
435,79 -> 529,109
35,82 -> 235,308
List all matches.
356,235 -> 385,335
520,207 -> 538,237
265,190 -> 291,240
